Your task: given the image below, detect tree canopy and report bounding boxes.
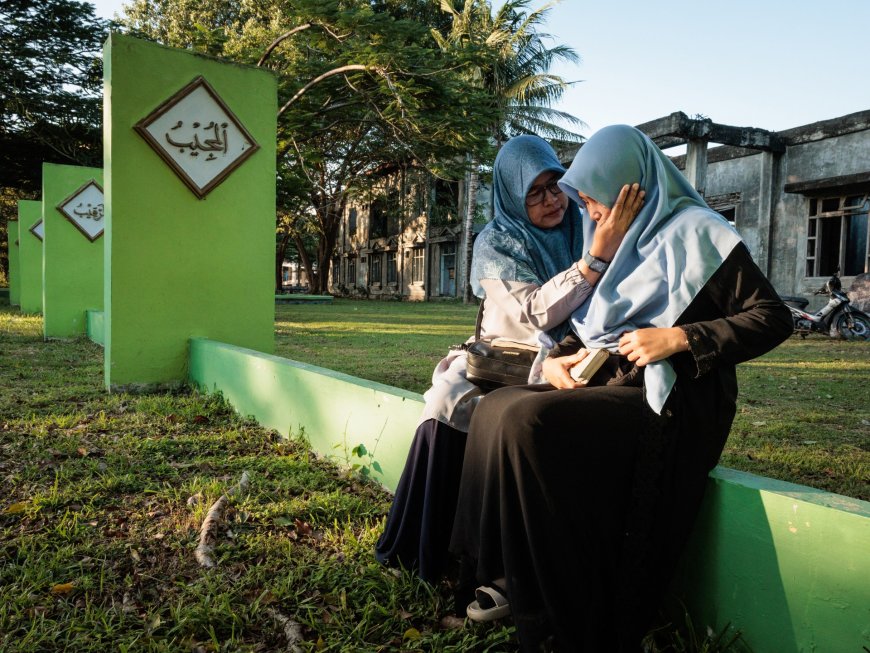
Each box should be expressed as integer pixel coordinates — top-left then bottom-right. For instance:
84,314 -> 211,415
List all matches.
0,0 -> 583,292
0,0 -> 109,280
0,0 -> 108,188
122,0 -> 500,292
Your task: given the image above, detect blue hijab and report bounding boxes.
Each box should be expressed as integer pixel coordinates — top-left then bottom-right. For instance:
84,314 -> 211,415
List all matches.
471,135 -> 584,338
559,125 -> 742,414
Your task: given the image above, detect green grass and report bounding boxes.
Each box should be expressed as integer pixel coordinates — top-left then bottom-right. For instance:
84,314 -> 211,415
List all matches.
0,299 -> 866,652
275,299 -> 478,395
0,304 -> 514,652
274,298 -> 869,500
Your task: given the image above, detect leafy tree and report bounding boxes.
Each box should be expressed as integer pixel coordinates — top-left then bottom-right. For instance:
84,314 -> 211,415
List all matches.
0,0 -> 109,280
434,0 -> 584,301
122,0 -> 496,293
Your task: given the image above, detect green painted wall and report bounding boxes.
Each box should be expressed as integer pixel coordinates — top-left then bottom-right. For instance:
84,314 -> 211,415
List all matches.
18,201 -> 43,315
188,337 -> 870,652
188,339 -> 424,491
8,219 -> 19,306
672,467 -> 870,653
42,164 -> 104,338
103,34 -> 276,390
86,310 -> 105,346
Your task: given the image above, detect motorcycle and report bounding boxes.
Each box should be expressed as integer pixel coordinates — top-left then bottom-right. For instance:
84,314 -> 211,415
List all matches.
780,272 -> 870,340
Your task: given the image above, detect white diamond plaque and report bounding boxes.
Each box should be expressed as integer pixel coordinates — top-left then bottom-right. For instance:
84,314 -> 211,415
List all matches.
30,219 -> 45,241
57,180 -> 104,241
134,76 -> 259,198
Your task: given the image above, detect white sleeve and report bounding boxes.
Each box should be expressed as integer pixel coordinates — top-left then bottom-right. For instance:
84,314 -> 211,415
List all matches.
478,265 -> 593,338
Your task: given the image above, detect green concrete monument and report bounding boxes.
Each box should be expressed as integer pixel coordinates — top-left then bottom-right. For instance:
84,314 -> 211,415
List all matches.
18,201 -> 44,315
7,218 -> 20,306
102,33 -> 276,390
42,164 -> 104,338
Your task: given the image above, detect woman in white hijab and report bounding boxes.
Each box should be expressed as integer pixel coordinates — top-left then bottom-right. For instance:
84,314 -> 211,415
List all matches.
449,125 -> 792,651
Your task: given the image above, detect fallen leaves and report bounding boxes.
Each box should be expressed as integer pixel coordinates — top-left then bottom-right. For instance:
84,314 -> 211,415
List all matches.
50,582 -> 75,596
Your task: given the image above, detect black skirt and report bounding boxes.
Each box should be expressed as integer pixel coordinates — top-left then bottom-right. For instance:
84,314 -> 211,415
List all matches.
449,383 -> 652,651
375,419 -> 467,584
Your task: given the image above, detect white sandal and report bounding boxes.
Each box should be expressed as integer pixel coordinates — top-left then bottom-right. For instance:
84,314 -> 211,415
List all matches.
466,584 -> 511,622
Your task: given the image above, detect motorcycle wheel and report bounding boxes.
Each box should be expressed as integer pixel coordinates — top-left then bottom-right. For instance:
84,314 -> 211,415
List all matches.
831,311 -> 870,340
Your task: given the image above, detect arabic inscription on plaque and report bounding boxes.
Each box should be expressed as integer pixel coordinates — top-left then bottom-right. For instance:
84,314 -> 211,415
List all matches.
134,76 -> 259,199
30,219 -> 45,242
57,180 -> 105,241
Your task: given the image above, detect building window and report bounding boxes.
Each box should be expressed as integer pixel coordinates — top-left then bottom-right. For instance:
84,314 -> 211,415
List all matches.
347,257 -> 356,285
370,254 -> 382,285
717,207 -> 736,227
411,247 -> 424,283
370,199 -> 388,239
386,251 -> 397,284
332,257 -> 340,285
348,208 -> 357,237
439,242 -> 456,296
806,194 -> 869,277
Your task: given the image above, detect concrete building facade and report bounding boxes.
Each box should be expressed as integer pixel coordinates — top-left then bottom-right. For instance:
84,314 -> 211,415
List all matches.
631,110 -> 870,305
330,167 -> 482,301
330,110 -> 870,304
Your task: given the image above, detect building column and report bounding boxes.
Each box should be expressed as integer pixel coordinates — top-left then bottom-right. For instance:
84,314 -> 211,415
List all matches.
685,138 -> 709,197
755,151 -> 777,275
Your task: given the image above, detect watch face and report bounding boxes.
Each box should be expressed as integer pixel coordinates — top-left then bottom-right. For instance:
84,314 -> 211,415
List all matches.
584,252 -> 608,273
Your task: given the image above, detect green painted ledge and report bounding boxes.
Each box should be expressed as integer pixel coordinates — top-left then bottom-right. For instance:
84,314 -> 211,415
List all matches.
275,294 -> 333,304
189,337 -> 420,490
188,338 -> 870,652
86,310 -> 105,346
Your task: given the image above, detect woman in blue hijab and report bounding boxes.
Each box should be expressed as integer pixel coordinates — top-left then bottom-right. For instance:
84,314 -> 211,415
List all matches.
449,126 -> 792,651
376,134 -> 643,588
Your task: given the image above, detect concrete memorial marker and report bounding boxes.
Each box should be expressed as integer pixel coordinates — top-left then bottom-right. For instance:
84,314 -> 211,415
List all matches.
18,201 -> 44,315
57,180 -> 105,242
103,34 -> 276,390
43,164 -> 105,338
134,76 -> 259,198
8,218 -> 20,306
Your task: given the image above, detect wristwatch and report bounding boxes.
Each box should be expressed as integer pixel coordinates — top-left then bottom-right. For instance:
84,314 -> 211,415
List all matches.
583,251 -> 610,274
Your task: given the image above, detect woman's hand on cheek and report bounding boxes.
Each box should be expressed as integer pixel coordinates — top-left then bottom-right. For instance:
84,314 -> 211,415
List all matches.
590,183 -> 645,261
618,327 -> 689,366
542,350 -> 591,389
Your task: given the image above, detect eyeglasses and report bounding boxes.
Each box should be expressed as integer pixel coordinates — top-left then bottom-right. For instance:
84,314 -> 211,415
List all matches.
525,179 -> 564,206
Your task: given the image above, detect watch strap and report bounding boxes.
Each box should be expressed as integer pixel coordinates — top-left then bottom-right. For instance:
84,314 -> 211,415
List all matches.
583,251 -> 610,273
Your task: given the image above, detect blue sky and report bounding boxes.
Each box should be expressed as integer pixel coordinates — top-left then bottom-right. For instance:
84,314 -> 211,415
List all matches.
91,0 -> 870,140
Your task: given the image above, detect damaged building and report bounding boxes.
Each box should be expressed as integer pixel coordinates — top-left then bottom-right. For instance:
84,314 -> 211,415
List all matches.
629,110 -> 870,303
330,109 -> 870,303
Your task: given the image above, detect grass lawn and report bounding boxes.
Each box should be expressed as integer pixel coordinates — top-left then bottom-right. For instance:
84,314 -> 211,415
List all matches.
1,298 -> 867,652
275,299 -> 869,501
0,305 -> 512,652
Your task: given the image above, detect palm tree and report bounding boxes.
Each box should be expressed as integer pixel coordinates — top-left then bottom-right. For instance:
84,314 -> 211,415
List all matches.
434,0 -> 585,301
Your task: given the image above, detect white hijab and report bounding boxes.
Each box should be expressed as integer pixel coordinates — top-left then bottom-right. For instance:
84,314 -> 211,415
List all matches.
559,125 -> 742,414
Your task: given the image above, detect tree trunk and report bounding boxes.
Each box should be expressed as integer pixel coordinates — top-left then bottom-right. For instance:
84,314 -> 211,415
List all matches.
309,194 -> 346,294
292,232 -> 314,292
463,156 -> 479,303
275,227 -> 294,293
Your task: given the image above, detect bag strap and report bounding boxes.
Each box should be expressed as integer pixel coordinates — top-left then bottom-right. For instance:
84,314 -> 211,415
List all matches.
474,300 -> 485,340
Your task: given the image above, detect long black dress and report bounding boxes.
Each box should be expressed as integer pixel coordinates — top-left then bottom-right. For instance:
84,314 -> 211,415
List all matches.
375,418 -> 467,583
449,245 -> 793,652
